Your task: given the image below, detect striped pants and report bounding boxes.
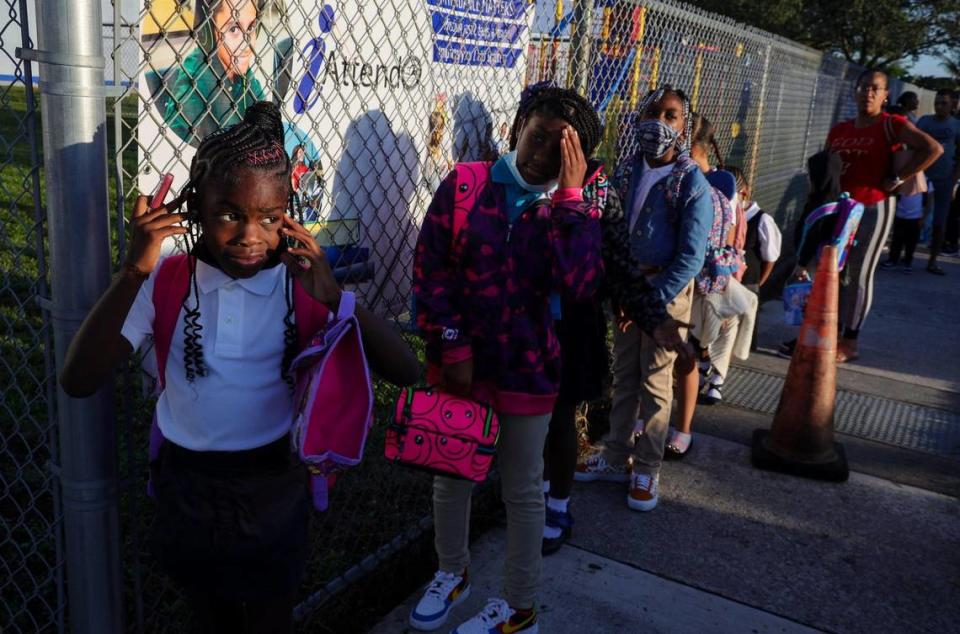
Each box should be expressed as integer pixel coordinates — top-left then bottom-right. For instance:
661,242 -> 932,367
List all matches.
840,197 -> 896,335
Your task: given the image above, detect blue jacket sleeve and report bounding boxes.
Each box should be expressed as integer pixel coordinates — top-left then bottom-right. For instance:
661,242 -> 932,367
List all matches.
653,169 -> 713,303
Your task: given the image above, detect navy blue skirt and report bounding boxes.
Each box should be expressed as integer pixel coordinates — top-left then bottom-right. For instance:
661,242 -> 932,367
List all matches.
149,436 -> 310,601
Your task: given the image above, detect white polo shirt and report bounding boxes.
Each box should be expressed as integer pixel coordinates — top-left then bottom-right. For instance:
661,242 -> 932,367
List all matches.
121,258 -> 294,451
744,203 -> 783,262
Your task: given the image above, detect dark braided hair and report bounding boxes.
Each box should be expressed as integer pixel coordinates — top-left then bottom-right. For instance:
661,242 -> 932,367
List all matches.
508,81 -> 603,157
690,112 -> 723,169
181,101 -> 300,387
726,165 -> 747,193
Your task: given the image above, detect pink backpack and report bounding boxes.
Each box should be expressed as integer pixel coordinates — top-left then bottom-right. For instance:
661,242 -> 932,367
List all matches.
449,162 -> 492,248
149,254 -> 367,511
288,291 -> 373,510
387,387 -> 499,481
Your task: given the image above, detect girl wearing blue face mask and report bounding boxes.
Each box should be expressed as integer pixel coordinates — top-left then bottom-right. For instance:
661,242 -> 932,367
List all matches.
575,86 -> 714,513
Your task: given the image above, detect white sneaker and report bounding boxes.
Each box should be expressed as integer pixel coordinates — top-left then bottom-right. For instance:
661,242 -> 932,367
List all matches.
409,570 -> 470,631
627,472 -> 659,512
574,452 -> 630,482
451,598 -> 539,634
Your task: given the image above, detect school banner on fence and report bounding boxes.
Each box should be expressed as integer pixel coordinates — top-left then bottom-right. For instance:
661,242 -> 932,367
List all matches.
137,0 -> 534,315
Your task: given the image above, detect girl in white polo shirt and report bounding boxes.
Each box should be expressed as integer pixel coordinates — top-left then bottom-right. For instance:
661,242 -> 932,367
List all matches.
59,102 -> 420,632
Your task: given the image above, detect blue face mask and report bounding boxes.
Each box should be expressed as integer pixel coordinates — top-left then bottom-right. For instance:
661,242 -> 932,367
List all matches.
503,150 -> 558,193
636,119 -> 680,159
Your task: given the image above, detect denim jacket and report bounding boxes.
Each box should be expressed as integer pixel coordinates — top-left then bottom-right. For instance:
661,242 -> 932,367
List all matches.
611,153 -> 714,303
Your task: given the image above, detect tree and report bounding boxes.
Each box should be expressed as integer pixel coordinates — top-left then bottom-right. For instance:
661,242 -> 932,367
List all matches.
692,0 -> 960,72
940,48 -> 960,79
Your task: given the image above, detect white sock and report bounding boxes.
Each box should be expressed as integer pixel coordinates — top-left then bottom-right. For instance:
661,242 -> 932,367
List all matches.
546,496 -> 569,514
543,523 -> 562,539
542,480 -> 550,495
543,496 -> 569,540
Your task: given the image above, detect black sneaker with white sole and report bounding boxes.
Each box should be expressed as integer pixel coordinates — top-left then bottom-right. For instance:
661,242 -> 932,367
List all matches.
777,338 -> 797,359
699,381 -> 723,405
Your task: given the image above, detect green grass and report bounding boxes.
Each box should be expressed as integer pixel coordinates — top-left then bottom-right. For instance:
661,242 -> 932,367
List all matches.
0,82 -> 141,632
1,82 -> 61,633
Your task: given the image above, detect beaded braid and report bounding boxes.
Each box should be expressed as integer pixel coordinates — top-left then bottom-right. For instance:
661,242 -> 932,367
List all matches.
180,101 -> 300,386
182,251 -> 206,382
508,81 -> 604,157
636,85 -> 693,152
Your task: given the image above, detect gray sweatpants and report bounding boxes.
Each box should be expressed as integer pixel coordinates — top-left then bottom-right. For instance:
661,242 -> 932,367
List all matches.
433,413 -> 551,609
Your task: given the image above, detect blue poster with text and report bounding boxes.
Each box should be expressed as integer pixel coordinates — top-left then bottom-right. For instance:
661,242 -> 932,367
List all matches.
428,0 -> 531,68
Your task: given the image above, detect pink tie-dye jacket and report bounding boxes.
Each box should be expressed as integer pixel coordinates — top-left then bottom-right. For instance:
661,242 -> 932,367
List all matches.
413,165 -> 603,416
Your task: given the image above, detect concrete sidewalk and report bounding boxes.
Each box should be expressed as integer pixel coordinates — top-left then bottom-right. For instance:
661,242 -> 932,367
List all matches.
372,433 -> 960,634
371,252 -> 960,634
373,510 -> 821,633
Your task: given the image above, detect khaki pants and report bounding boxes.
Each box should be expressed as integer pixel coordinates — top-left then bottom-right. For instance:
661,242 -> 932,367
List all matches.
433,413 -> 551,609
602,282 -> 693,476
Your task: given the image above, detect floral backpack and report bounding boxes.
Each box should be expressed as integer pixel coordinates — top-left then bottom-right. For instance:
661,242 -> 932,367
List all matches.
695,170 -> 742,295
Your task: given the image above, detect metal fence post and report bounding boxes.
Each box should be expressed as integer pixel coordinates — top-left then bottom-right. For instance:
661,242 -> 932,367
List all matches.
32,0 -> 124,631
568,0 -> 593,94
747,43 -> 772,194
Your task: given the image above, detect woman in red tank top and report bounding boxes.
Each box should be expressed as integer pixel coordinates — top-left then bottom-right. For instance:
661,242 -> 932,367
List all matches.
824,70 -> 940,363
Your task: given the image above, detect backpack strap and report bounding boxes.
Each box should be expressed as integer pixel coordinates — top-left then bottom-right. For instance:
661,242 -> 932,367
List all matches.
147,254 -> 190,497
292,278 -> 331,349
662,154 -> 700,220
451,162 -> 493,249
883,113 -> 896,148
152,254 -> 191,389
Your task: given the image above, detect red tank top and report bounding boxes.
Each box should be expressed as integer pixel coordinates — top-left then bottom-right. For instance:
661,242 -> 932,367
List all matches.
827,113 -> 906,205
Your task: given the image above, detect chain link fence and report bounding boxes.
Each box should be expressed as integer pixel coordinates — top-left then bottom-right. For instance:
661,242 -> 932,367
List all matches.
0,0 -> 65,632
1,0 -> 936,631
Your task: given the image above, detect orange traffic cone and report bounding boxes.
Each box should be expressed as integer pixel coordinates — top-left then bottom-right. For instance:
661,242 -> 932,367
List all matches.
752,245 -> 849,482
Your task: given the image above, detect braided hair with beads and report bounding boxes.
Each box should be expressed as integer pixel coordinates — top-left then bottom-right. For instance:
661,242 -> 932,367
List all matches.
508,81 -> 603,157
180,101 -> 301,387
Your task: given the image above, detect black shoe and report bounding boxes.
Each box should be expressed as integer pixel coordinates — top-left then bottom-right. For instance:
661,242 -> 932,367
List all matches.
542,507 -> 573,556
941,245 -> 959,256
879,259 -> 898,270
777,338 -> 797,359
698,381 -> 723,406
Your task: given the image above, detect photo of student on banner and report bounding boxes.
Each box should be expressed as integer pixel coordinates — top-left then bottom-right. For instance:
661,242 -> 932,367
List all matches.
161,0 -> 270,147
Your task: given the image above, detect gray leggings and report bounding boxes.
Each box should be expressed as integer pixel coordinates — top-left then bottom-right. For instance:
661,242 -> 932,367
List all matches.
840,197 -> 896,335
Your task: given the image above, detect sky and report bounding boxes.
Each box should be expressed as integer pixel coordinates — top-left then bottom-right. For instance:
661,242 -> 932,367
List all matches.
911,55 -> 948,77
